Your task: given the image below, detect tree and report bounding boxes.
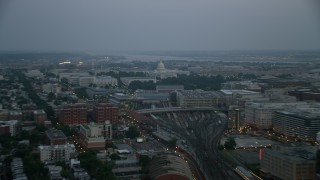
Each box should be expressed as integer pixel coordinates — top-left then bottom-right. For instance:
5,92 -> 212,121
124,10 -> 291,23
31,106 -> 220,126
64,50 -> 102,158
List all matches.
316,150 -> 320,173
74,87 -> 88,99
168,138 -> 177,148
47,92 -> 56,101
128,81 -> 156,92
224,137 -> 236,150
60,169 -> 71,179
126,126 -> 139,138
109,153 -> 121,160
79,150 -> 116,180
139,155 -> 151,175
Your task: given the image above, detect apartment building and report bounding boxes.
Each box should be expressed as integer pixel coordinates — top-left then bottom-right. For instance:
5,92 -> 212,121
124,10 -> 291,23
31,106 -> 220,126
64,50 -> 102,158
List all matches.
39,144 -> 76,163
93,103 -> 118,123
59,104 -> 87,125
79,121 -> 112,149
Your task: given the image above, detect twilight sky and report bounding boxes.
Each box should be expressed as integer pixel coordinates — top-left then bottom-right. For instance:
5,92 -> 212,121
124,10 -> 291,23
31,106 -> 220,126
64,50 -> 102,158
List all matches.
0,0 -> 320,52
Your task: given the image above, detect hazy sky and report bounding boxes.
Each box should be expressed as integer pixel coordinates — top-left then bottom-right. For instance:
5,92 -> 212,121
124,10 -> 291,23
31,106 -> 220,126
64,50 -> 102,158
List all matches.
0,0 -> 320,52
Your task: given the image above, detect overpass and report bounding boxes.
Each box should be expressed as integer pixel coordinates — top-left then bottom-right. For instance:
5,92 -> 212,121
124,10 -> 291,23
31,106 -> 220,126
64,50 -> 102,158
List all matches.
136,106 -> 227,114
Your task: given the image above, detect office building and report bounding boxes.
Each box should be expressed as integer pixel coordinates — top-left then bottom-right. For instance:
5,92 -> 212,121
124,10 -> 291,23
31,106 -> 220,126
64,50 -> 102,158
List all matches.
245,102 -> 313,129
156,85 -> 184,93
93,103 -> 118,123
79,121 -> 112,149
39,144 -> 76,163
228,106 -> 244,130
273,108 -> 320,140
59,104 -> 87,125
94,76 -> 118,87
261,144 -> 316,180
176,90 -> 224,107
79,76 -> 95,87
112,159 -> 142,179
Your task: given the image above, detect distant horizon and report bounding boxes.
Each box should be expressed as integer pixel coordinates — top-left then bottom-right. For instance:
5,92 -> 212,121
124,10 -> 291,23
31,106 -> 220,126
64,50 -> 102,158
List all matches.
1,49 -> 320,55
1,1 -> 320,52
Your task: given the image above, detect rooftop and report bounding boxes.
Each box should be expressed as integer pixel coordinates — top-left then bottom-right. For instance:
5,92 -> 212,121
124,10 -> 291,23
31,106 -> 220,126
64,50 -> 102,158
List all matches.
45,129 -> 67,140
220,89 -> 260,95
178,90 -> 222,98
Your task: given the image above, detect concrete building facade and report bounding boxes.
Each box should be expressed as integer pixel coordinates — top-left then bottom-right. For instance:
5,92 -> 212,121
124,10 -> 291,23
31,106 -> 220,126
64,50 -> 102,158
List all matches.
79,121 -> 112,149
94,76 -> 118,87
273,109 -> 320,140
39,144 -> 76,163
261,144 -> 316,180
176,90 -> 224,107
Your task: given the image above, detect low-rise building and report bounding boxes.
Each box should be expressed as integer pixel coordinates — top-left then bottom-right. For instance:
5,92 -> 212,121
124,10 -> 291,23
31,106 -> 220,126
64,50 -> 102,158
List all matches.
94,76 -> 118,87
46,165 -> 63,180
156,85 -> 184,93
70,159 -> 90,180
176,90 -> 225,107
261,144 -> 316,180
0,109 -> 9,120
0,120 -> 19,136
9,111 -> 22,121
79,121 -> 112,149
45,129 -> 68,145
33,110 -> 47,124
11,158 -> 27,180
39,144 -> 76,163
79,76 -> 95,87
112,159 -> 141,180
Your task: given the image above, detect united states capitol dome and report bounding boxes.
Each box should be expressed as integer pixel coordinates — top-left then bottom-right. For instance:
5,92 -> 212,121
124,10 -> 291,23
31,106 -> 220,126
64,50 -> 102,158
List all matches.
156,60 -> 166,71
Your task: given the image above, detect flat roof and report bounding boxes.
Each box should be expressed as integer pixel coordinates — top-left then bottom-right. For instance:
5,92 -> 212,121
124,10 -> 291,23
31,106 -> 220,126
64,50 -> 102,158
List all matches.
115,144 -> 135,153
221,135 -> 277,149
45,129 -> 67,140
220,89 -> 259,95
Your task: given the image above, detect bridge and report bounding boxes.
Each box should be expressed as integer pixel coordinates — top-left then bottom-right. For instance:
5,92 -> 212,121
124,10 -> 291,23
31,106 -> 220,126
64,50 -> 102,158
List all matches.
136,106 -> 227,114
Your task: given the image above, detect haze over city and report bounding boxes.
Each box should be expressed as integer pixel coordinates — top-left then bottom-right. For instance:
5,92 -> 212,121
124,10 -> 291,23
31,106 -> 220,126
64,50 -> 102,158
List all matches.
1,1 -> 320,180
0,0 -> 320,52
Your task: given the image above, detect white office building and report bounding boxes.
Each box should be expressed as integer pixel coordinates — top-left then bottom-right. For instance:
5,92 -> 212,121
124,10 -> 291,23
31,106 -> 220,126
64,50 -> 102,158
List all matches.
79,76 -> 95,87
245,102 -> 320,129
39,144 -> 76,162
94,76 -> 118,87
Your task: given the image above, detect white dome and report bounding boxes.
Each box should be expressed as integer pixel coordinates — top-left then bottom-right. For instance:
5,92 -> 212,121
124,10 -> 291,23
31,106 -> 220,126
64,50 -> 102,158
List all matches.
156,61 -> 166,71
